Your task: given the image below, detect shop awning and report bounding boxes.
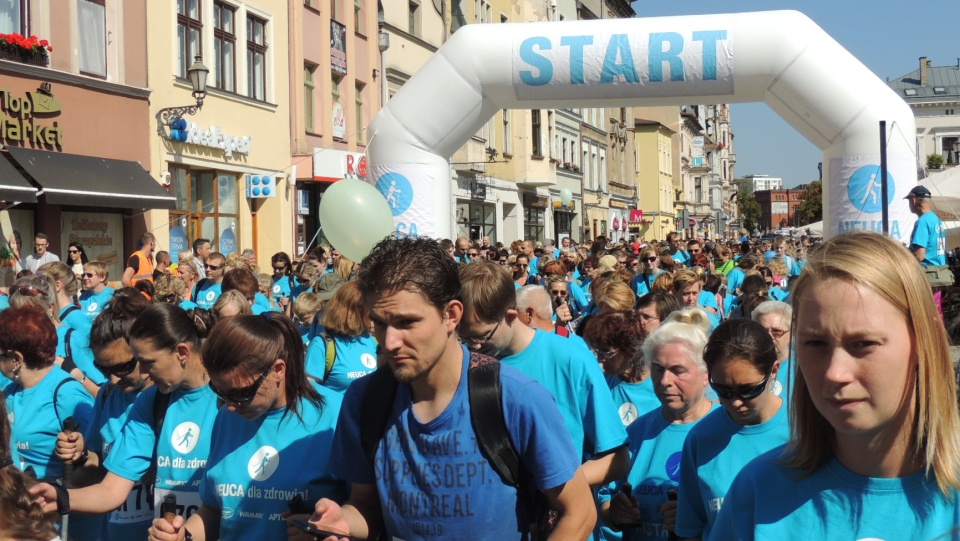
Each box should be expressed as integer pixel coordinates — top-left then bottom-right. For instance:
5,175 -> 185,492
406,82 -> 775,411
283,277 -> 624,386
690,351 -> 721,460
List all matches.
5,146 -> 176,209
0,151 -> 38,203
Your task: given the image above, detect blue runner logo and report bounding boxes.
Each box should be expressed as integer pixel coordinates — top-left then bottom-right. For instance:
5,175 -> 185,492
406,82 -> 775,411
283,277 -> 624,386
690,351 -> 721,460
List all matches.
376,172 -> 414,216
847,165 -> 894,213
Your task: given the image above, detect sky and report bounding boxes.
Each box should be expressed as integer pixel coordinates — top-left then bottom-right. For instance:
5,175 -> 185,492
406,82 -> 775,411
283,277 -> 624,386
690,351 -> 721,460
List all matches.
630,0 -> 960,187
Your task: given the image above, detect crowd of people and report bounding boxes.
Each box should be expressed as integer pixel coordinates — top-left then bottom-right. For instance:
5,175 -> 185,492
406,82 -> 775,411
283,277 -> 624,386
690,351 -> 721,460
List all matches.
1,220 -> 958,541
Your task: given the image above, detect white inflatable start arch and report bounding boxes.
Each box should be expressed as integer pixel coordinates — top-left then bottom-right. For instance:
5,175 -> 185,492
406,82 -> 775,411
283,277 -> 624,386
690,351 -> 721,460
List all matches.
366,10 -> 916,240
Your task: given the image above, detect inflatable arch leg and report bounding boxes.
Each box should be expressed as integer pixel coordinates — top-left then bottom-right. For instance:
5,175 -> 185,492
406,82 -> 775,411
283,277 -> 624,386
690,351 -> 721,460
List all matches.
366,10 -> 916,240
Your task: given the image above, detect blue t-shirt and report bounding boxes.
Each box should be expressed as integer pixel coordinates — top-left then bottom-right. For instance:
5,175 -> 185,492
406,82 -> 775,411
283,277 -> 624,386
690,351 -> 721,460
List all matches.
910,210 -> 947,267
199,386 -> 347,540
57,325 -> 107,386
605,376 -> 660,427
60,303 -> 93,334
193,280 -> 223,310
566,280 -> 589,313
87,384 -> 153,539
598,404 -> 718,541
305,333 -> 379,392
630,271 -> 661,298
709,448 -> 960,541
79,286 -> 115,321
5,368 -> 100,540
675,400 -> 790,540
673,249 -> 691,267
329,346 -> 581,540
0,293 -> 8,311
500,329 -> 628,460
104,385 -> 219,522
768,287 -> 788,303
254,292 -> 277,312
179,299 -> 199,311
272,275 -> 294,301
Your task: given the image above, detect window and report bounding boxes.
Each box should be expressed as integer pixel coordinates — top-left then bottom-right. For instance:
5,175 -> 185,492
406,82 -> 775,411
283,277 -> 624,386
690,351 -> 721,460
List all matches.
169,167 -> 241,253
355,82 -> 365,144
502,109 -> 512,155
330,0 -> 340,20
332,74 -> 341,103
408,1 -> 420,36
213,2 -> 236,92
457,202 -> 496,243
177,0 -> 203,78
246,15 -> 267,101
474,0 -> 491,23
531,110 -> 542,157
354,0 -> 362,32
78,0 -> 106,77
0,1 -> 27,34
304,64 -> 316,132
524,207 -> 545,243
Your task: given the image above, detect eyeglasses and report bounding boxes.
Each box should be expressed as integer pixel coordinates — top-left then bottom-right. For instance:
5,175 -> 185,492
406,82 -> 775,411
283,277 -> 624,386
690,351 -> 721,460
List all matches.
209,365 -> 273,404
34,243 -> 47,247
205,264 -> 222,271
273,266 -> 287,272
550,290 -> 568,297
766,328 -> 789,339
629,263 -> 640,269
638,312 -> 660,323
11,285 -> 47,298
710,372 -> 771,401
459,317 -> 503,345
643,257 -> 657,263
468,252 -> 479,257
94,357 -> 138,378
593,349 -> 619,361
690,249 -> 701,254
498,259 -> 508,265
297,277 -> 312,285
68,249 -> 79,254
83,272 -> 99,278
513,263 -> 528,269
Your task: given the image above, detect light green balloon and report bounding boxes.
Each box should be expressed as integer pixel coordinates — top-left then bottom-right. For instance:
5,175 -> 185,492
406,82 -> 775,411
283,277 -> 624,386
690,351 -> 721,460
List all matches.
318,179 -> 395,263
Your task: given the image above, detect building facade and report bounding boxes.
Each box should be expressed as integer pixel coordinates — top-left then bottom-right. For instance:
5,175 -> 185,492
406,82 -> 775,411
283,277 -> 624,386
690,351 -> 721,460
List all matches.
755,188 -> 803,232
888,56 -> 960,170
633,118 -> 676,242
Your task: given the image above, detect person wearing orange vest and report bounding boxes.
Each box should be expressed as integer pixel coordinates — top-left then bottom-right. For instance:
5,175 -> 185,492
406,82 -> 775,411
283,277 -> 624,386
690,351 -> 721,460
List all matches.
121,232 -> 156,287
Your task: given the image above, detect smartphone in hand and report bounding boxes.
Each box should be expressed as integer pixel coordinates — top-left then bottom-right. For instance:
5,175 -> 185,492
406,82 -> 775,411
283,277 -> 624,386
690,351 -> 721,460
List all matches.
292,519 -> 358,541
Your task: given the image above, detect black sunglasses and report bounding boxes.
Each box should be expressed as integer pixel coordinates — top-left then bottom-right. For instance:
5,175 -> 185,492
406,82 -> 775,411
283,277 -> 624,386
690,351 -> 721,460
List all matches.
468,252 -> 479,257
94,357 -> 138,378
643,257 -> 657,262
11,285 -> 47,298
297,276 -> 312,285
206,264 -> 222,271
710,372 -> 771,401
210,365 -> 273,404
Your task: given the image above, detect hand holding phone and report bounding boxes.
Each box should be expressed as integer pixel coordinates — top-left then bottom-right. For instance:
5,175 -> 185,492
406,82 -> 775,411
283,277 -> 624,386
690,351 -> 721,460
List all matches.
292,519 -> 358,541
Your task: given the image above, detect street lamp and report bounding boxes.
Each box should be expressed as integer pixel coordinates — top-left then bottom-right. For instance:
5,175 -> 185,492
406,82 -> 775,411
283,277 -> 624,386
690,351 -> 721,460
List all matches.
156,56 -> 210,138
378,28 -> 391,108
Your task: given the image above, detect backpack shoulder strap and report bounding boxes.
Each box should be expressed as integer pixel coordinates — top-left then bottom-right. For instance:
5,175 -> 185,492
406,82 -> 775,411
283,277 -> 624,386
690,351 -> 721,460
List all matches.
467,353 -> 520,487
52,377 -> 80,430
153,390 -> 173,437
360,367 -> 400,466
61,328 -> 77,374
321,333 -> 337,383
60,305 -> 79,320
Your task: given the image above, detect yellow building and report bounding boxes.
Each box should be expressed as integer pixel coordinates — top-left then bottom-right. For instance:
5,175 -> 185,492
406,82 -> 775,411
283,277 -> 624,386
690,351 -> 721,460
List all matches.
146,0 -> 293,261
634,119 -> 676,241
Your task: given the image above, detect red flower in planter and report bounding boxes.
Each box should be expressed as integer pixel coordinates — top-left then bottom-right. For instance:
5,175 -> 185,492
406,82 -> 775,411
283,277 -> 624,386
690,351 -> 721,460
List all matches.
0,32 -> 53,54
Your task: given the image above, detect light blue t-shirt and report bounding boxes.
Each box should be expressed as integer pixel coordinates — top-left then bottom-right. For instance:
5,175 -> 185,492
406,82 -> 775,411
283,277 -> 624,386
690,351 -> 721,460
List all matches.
675,399 -> 790,540
500,329 -> 628,460
305,333 -> 379,392
5,368 -> 100,540
329,346 -> 581,540
254,292 -> 277,313
193,280 -> 223,310
598,404 -> 718,541
104,385 -> 219,522
271,275 -> 294,301
86,383 -> 153,539
724,268 -> 746,314
57,325 -> 107,386
179,299 -> 199,311
60,303 -> 93,334
630,271 -> 661,298
708,448 -> 960,541
80,286 -> 115,321
199,386 -> 346,540
605,375 -> 660,427
673,249 -> 691,267
910,210 -> 947,267
0,293 -> 8,311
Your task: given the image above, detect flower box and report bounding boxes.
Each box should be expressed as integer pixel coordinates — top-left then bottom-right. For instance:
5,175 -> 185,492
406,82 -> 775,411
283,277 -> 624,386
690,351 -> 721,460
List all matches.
0,33 -> 52,67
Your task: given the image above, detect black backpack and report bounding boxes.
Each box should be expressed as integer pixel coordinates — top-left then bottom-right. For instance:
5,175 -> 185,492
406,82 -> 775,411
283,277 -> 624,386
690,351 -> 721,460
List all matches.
360,352 -> 554,540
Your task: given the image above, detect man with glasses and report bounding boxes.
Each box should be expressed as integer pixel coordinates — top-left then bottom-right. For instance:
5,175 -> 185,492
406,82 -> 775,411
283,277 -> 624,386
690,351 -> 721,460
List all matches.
121,232 -> 157,287
193,252 -> 226,309
459,261 -> 630,489
80,260 -> 115,320
24,232 -> 59,272
312,236 -> 596,540
751,300 -> 793,402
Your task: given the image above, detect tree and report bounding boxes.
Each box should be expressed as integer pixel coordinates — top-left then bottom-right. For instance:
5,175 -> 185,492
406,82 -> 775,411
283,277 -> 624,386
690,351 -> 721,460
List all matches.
794,180 -> 823,226
734,178 -> 762,234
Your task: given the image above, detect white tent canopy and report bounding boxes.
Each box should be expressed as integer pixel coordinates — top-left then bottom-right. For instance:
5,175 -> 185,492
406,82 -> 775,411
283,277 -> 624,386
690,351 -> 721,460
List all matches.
920,167 -> 960,218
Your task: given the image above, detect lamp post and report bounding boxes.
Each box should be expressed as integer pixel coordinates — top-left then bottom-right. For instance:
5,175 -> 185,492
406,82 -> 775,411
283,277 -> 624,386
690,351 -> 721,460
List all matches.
378,28 -> 391,108
156,56 -> 209,137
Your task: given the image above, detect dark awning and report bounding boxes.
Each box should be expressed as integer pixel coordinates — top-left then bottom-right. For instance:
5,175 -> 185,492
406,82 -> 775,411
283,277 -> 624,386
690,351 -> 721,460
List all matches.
5,146 -> 176,209
0,151 -> 38,203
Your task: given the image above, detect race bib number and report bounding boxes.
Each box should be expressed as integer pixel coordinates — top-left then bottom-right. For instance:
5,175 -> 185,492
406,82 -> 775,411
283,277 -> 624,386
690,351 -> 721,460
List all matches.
154,488 -> 203,520
111,482 -> 155,524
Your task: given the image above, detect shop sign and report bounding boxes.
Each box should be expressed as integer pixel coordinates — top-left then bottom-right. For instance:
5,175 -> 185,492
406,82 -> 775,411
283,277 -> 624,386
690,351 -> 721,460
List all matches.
174,123 -> 252,158
169,225 -> 189,263
331,20 -> 348,75
522,193 -> 548,208
313,149 -> 366,182
609,199 -> 627,209
220,226 -> 237,254
0,84 -> 63,149
630,209 -> 643,222
62,211 -> 123,282
332,101 -> 346,139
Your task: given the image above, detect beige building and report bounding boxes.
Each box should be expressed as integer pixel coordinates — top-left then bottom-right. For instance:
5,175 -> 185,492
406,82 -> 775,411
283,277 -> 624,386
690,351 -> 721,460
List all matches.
147,0 -> 293,262
634,118 -> 676,242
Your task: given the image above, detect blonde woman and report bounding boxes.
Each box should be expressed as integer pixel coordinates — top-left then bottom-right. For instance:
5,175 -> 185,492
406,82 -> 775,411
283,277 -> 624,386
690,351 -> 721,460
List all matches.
711,231 -> 960,539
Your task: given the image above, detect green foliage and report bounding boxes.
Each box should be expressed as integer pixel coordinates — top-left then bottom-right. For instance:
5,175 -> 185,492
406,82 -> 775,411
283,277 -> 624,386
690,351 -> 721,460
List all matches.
794,180 -> 823,226
927,153 -> 945,170
735,178 -> 761,234
0,246 -> 11,260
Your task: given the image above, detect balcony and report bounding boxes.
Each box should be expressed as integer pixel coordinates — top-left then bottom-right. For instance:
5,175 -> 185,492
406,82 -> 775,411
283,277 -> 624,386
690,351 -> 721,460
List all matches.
727,153 -> 737,164
608,181 -> 635,199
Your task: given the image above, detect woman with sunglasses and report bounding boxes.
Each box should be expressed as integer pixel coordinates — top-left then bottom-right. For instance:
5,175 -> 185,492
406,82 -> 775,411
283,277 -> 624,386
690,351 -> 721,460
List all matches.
67,241 -> 89,285
149,313 -> 346,541
176,259 -> 200,301
673,318 -> 789,541
599,313 -> 717,540
0,305 -> 100,540
270,251 -> 295,312
54,289 -> 155,539
630,246 -> 663,299
31,303 -> 219,530
712,232 -> 960,539
292,261 -> 320,302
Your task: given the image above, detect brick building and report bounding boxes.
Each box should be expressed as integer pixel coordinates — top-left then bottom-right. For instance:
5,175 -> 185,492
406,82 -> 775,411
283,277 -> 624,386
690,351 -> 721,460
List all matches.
755,188 -> 803,232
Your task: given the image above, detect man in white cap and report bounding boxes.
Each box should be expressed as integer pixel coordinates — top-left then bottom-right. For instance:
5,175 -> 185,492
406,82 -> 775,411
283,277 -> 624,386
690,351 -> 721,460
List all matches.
906,184 -> 948,316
